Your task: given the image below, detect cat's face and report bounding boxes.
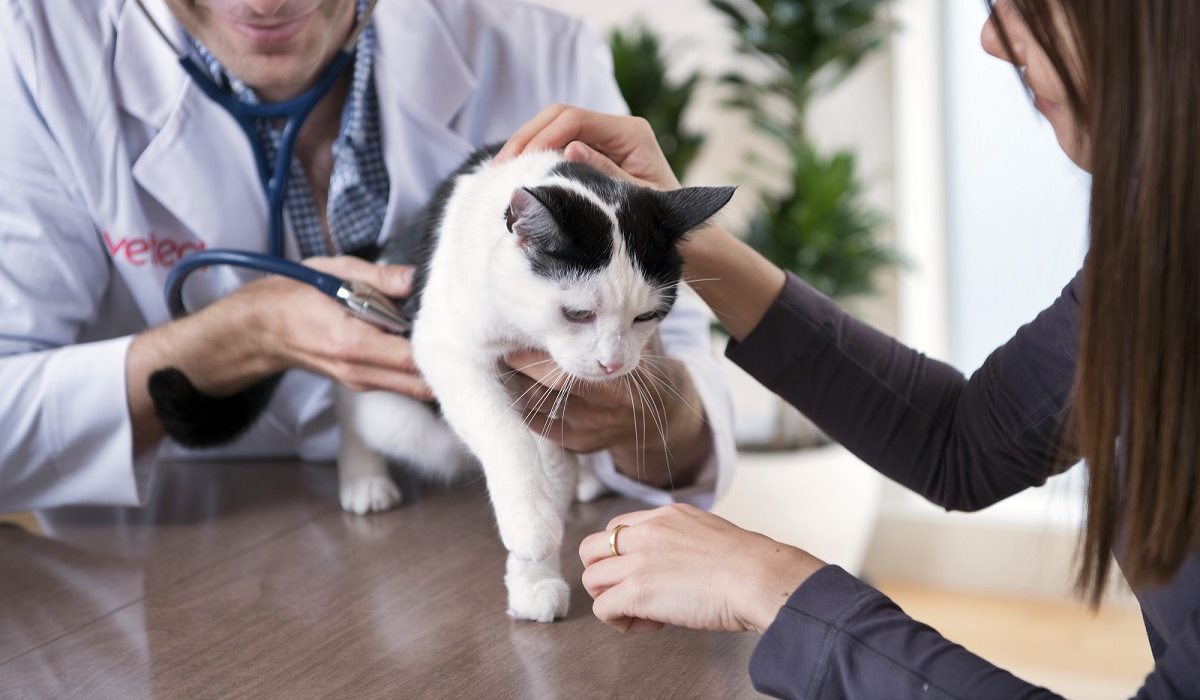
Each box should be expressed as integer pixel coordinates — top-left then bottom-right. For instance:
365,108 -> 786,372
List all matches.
501,162 -> 734,381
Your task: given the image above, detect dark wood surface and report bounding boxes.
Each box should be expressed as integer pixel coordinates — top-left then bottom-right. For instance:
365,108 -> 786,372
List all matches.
0,461 -> 761,699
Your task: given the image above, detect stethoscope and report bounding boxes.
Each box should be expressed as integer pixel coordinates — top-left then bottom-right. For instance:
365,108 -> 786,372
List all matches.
133,0 -> 410,335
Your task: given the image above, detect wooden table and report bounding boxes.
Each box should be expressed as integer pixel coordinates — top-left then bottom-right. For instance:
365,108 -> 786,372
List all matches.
0,461 -> 761,699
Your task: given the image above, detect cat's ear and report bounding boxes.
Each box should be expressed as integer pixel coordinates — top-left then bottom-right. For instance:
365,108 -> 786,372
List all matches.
507,187 -> 562,250
655,186 -> 737,241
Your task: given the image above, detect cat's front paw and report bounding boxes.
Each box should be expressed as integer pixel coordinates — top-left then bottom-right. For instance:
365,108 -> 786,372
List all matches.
339,474 -> 403,515
575,465 -> 609,503
497,508 -> 564,562
506,556 -> 570,623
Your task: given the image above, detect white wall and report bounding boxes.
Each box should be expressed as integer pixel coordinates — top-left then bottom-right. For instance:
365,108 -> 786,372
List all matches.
943,1 -> 1090,370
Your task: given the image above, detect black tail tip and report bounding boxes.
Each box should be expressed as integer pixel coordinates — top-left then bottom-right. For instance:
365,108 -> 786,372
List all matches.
148,368 -> 282,448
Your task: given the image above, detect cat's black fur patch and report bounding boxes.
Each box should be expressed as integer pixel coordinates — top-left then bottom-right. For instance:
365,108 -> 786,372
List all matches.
550,161 -> 626,206
616,185 -> 737,309
550,162 -> 736,308
148,369 -> 283,447
521,185 -> 615,279
614,187 -> 687,310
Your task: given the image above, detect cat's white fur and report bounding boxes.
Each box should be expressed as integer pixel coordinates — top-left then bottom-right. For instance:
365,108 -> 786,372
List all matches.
335,151 -> 670,622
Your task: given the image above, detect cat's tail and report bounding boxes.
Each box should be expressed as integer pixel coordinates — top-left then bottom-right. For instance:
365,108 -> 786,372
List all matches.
147,369 -> 282,447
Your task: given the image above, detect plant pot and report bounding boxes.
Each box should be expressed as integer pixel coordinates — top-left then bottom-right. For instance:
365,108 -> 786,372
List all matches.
713,329 -> 830,451
713,443 -> 882,575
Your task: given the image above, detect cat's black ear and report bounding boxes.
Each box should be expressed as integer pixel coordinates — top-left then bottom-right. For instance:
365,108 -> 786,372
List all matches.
655,186 -> 737,241
508,187 -> 563,249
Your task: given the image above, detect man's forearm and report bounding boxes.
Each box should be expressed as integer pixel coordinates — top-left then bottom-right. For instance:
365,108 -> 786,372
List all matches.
125,296 -> 279,455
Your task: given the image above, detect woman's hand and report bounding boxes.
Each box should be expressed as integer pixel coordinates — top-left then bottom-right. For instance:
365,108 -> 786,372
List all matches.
579,504 -> 826,634
498,104 -> 680,190
126,256 -> 430,454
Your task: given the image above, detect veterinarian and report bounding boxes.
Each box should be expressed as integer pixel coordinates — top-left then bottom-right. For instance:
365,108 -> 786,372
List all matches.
0,0 -> 735,513
502,0 -> 1200,697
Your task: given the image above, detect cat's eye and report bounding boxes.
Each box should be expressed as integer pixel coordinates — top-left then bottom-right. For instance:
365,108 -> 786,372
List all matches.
561,307 -> 596,323
634,311 -> 660,323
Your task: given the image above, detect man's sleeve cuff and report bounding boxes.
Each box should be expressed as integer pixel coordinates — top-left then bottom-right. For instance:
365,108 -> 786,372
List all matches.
45,336 -> 156,507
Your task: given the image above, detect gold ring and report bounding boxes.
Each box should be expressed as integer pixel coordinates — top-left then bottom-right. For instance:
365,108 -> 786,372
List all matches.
608,523 -> 629,557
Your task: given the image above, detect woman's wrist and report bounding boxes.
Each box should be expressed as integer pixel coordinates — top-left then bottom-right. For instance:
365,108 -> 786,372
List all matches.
681,226 -> 786,342
737,541 -> 826,633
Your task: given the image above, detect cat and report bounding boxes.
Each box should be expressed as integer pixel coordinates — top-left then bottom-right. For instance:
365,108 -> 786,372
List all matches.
150,144 -> 735,622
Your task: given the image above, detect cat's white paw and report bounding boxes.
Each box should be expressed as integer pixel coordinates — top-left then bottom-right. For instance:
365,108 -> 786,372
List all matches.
506,555 -> 569,623
497,507 -> 563,562
575,467 -> 608,503
507,577 -> 570,623
339,474 -> 403,514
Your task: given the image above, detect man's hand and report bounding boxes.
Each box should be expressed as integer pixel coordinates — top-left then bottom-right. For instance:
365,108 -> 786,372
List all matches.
253,256 -> 431,399
126,256 -> 430,454
502,334 -> 712,489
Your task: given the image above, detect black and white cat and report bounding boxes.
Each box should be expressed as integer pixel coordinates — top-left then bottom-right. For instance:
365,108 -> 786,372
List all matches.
152,145 -> 734,622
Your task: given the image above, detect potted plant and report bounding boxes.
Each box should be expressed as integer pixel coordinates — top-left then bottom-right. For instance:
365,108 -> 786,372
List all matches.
711,0 -> 898,449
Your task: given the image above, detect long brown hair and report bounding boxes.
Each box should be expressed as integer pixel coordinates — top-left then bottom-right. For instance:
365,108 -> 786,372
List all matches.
990,0 -> 1200,604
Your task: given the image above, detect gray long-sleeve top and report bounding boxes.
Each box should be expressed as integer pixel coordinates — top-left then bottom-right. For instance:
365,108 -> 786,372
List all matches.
727,272 -> 1200,699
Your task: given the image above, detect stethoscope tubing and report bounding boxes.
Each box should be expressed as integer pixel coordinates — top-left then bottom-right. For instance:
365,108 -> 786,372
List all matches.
164,249 -> 344,319
176,50 -> 354,258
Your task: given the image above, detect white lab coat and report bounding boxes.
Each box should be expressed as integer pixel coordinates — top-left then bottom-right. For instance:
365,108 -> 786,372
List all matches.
0,0 -> 736,513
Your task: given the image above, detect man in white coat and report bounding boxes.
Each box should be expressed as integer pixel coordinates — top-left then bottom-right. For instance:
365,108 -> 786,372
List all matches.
0,0 -> 735,514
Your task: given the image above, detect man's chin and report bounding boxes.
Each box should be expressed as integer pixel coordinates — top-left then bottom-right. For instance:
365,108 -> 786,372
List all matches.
227,56 -> 327,100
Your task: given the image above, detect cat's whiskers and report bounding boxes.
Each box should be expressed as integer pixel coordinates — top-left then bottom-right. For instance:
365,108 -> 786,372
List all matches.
555,376 -> 582,461
553,375 -> 577,459
522,368 -> 566,429
634,364 -> 673,451
539,374 -> 573,445
499,356 -> 559,381
637,356 -> 712,429
634,372 -> 648,480
680,276 -> 723,286
505,366 -> 561,416
622,374 -> 645,483
630,365 -> 674,492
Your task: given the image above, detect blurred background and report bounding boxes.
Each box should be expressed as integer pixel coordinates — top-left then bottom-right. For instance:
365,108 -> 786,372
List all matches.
537,0 -> 1146,697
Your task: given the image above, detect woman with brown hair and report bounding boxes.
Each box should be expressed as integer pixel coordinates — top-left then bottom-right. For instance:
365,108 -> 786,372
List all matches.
499,0 -> 1199,696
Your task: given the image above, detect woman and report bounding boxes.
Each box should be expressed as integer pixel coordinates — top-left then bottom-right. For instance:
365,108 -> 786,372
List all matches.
499,0 -> 1200,697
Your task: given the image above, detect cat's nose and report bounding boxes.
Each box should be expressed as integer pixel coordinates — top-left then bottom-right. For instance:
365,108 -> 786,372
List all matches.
598,360 -> 624,375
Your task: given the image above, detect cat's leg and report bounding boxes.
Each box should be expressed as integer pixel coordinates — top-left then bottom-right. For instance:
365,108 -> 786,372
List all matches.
504,438 -> 579,621
415,346 -> 566,568
505,551 -> 568,623
575,460 -> 608,503
336,387 -> 402,515
351,390 -> 476,483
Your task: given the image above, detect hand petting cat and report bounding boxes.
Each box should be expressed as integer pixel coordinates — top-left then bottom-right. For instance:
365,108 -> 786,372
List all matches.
498,104 -> 680,191
503,333 -> 712,489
